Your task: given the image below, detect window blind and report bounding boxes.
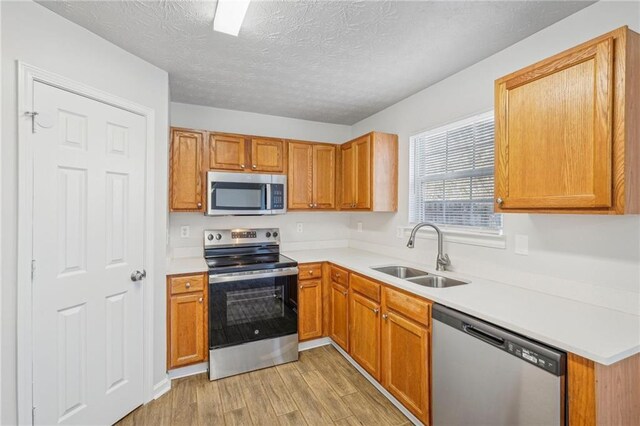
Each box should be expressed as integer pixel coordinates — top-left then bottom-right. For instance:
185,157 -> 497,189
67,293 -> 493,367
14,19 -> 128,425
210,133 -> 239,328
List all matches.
409,112 -> 502,231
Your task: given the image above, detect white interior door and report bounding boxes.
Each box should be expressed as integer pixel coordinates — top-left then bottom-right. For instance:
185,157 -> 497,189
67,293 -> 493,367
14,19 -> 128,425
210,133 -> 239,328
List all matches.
31,81 -> 146,425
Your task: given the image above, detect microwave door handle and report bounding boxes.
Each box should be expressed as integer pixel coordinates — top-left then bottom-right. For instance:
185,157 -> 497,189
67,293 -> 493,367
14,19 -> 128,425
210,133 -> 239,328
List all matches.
266,183 -> 272,211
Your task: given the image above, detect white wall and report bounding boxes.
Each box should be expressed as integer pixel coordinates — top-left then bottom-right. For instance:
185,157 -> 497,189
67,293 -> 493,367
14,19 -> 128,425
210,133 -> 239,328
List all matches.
349,0 -> 640,315
169,102 -> 353,255
1,2 -> 169,424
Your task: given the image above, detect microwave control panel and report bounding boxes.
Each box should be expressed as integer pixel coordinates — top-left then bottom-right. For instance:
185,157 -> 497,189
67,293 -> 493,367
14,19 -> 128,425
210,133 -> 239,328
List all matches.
271,184 -> 285,210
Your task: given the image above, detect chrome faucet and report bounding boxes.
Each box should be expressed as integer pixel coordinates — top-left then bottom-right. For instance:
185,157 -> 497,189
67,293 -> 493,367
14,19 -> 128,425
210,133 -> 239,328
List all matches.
407,222 -> 451,272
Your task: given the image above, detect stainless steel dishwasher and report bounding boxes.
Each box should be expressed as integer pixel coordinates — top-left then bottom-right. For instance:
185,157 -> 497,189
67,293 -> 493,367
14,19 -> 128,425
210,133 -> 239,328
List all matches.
432,304 -> 566,426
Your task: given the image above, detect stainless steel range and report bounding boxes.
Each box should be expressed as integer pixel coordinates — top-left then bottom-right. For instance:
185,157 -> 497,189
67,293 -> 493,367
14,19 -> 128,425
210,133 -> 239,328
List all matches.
205,228 -> 299,380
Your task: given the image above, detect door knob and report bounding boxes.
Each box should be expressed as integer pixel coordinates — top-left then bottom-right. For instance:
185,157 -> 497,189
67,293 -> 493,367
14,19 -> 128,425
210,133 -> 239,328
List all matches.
130,270 -> 146,282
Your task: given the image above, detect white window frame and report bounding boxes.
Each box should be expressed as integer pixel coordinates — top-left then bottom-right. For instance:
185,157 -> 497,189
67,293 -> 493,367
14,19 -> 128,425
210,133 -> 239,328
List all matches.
405,111 -> 506,249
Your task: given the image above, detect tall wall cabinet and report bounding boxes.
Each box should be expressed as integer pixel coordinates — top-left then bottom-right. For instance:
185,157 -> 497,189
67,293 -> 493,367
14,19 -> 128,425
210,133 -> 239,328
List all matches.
495,26 -> 640,214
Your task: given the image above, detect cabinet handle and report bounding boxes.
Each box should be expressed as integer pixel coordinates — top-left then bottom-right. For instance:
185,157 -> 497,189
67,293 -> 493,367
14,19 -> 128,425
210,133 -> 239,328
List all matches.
496,197 -> 503,206
198,297 -> 203,303
382,313 -> 388,320
197,202 -> 202,208
252,164 -> 257,169
240,164 -> 245,169
185,282 -> 191,289
372,308 -> 379,315
299,285 -> 304,289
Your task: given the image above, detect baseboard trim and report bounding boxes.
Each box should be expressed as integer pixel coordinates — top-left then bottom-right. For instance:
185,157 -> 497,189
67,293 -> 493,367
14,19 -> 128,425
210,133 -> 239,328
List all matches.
299,337 -> 332,351
152,377 -> 171,400
330,342 -> 423,426
167,362 -> 209,380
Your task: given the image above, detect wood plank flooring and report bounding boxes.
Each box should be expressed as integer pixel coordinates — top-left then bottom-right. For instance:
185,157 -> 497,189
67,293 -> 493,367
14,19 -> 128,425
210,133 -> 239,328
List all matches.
116,346 -> 410,426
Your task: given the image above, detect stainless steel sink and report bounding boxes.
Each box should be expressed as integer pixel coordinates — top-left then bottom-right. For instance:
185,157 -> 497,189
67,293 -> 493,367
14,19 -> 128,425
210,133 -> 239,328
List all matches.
371,264 -> 470,288
372,265 -> 429,279
407,275 -> 469,288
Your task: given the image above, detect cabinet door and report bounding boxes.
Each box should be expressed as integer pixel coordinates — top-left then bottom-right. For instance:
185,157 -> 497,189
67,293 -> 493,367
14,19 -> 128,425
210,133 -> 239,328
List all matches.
209,134 -> 247,171
340,142 -> 356,209
170,129 -> 204,211
354,136 -> 372,209
298,279 -> 323,341
349,292 -> 381,381
382,310 -> 430,425
288,142 -> 313,209
169,291 -> 206,369
330,281 -> 349,351
313,144 -> 336,209
495,37 -> 614,210
251,138 -> 284,173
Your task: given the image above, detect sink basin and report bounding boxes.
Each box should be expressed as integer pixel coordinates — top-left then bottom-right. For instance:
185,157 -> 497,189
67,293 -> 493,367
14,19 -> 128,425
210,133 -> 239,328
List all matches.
372,265 -> 429,279
406,275 -> 469,288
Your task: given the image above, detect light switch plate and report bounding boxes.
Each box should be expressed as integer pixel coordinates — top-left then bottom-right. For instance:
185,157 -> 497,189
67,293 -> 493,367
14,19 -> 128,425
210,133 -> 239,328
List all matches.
514,234 -> 529,255
180,225 -> 190,238
296,222 -> 303,233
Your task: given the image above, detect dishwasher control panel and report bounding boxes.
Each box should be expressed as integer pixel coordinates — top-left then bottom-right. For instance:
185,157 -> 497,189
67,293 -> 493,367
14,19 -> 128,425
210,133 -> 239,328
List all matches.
506,341 -> 558,374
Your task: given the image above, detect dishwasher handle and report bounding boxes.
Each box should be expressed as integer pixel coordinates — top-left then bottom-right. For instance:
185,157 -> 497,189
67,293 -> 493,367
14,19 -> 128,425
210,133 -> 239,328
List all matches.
463,323 -> 506,348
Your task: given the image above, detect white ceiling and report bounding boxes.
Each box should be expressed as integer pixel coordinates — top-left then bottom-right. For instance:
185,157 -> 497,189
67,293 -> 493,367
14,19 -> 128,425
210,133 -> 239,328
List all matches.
38,0 -> 593,125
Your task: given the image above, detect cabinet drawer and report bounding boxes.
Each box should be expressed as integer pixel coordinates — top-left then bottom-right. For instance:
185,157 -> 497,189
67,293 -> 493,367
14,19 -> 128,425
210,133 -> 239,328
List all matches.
384,287 -> 431,327
299,263 -> 323,280
169,274 -> 205,295
350,273 -> 380,303
330,265 -> 349,286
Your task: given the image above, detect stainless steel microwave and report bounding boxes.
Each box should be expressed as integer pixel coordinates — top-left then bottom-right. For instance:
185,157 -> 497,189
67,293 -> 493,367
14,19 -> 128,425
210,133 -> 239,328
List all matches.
206,171 -> 286,216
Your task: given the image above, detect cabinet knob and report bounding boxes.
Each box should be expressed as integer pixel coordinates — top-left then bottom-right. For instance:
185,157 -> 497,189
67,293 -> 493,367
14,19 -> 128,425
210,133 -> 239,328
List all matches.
308,270 -> 313,275
309,203 -> 313,208
382,313 -> 388,320
240,164 -> 245,169
185,282 -> 191,288
496,197 -> 503,206
299,285 -> 303,289
252,164 -> 257,169
342,290 -> 347,296
197,202 -> 202,208
373,308 -> 379,315
313,203 -> 318,208
198,297 -> 203,303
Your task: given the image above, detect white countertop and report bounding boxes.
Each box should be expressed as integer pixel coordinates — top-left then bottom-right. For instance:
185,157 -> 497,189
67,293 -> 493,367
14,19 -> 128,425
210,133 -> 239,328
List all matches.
283,248 -> 640,366
166,256 -> 208,275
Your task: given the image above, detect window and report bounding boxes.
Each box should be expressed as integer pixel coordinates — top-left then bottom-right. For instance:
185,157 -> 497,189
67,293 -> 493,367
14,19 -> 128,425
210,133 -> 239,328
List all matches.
409,112 -> 502,232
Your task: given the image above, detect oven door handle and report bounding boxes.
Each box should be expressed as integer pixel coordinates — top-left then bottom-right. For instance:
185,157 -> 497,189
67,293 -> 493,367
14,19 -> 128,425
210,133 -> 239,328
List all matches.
266,183 -> 272,211
209,267 -> 299,284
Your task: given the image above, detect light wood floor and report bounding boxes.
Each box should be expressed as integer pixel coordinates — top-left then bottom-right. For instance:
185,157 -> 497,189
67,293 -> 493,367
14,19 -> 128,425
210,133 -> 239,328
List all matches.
116,345 -> 410,426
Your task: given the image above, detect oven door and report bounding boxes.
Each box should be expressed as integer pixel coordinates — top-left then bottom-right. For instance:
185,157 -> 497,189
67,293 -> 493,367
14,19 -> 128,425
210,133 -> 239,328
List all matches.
207,171 -> 272,215
209,268 -> 298,350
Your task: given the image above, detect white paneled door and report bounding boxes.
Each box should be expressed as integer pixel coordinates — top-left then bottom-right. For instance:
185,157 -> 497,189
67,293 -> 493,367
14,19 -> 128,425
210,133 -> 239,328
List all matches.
31,81 -> 146,425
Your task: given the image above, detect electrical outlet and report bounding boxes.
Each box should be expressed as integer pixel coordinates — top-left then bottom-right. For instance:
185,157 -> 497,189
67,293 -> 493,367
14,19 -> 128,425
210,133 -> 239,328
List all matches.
180,225 -> 190,238
357,222 -> 363,232
515,234 -> 529,255
296,222 -> 304,233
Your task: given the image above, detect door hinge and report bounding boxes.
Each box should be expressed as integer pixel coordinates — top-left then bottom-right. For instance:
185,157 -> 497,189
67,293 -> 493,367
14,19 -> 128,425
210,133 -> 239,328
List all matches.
25,111 -> 39,133
31,259 -> 36,280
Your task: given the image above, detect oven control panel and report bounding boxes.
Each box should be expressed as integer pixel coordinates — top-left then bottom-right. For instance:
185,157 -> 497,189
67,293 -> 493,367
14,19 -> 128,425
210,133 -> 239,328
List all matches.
204,228 -> 280,246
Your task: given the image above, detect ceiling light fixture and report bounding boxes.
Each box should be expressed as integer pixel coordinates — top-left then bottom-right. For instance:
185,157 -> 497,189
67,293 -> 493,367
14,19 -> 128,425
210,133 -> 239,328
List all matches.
213,0 -> 250,36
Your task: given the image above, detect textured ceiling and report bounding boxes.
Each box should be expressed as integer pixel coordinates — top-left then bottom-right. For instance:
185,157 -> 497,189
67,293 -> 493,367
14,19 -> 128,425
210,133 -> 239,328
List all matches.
38,0 -> 593,125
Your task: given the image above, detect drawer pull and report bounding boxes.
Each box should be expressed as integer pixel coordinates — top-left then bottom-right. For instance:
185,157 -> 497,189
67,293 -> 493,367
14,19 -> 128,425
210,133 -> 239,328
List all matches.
185,282 -> 191,289
308,270 -> 314,275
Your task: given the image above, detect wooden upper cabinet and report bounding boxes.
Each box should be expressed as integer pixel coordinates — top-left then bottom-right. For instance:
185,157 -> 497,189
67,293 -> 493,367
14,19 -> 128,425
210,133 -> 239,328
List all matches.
288,141 -> 336,210
251,138 -> 285,173
495,26 -> 640,214
170,128 -> 204,212
339,132 -> 398,212
209,133 -> 247,171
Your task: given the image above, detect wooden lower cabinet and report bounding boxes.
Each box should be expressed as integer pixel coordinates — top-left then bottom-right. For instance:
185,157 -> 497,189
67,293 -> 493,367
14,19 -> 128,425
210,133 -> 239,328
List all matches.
167,273 -> 208,370
382,309 -> 430,425
298,274 -> 323,341
330,280 -> 349,351
349,290 -> 381,381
